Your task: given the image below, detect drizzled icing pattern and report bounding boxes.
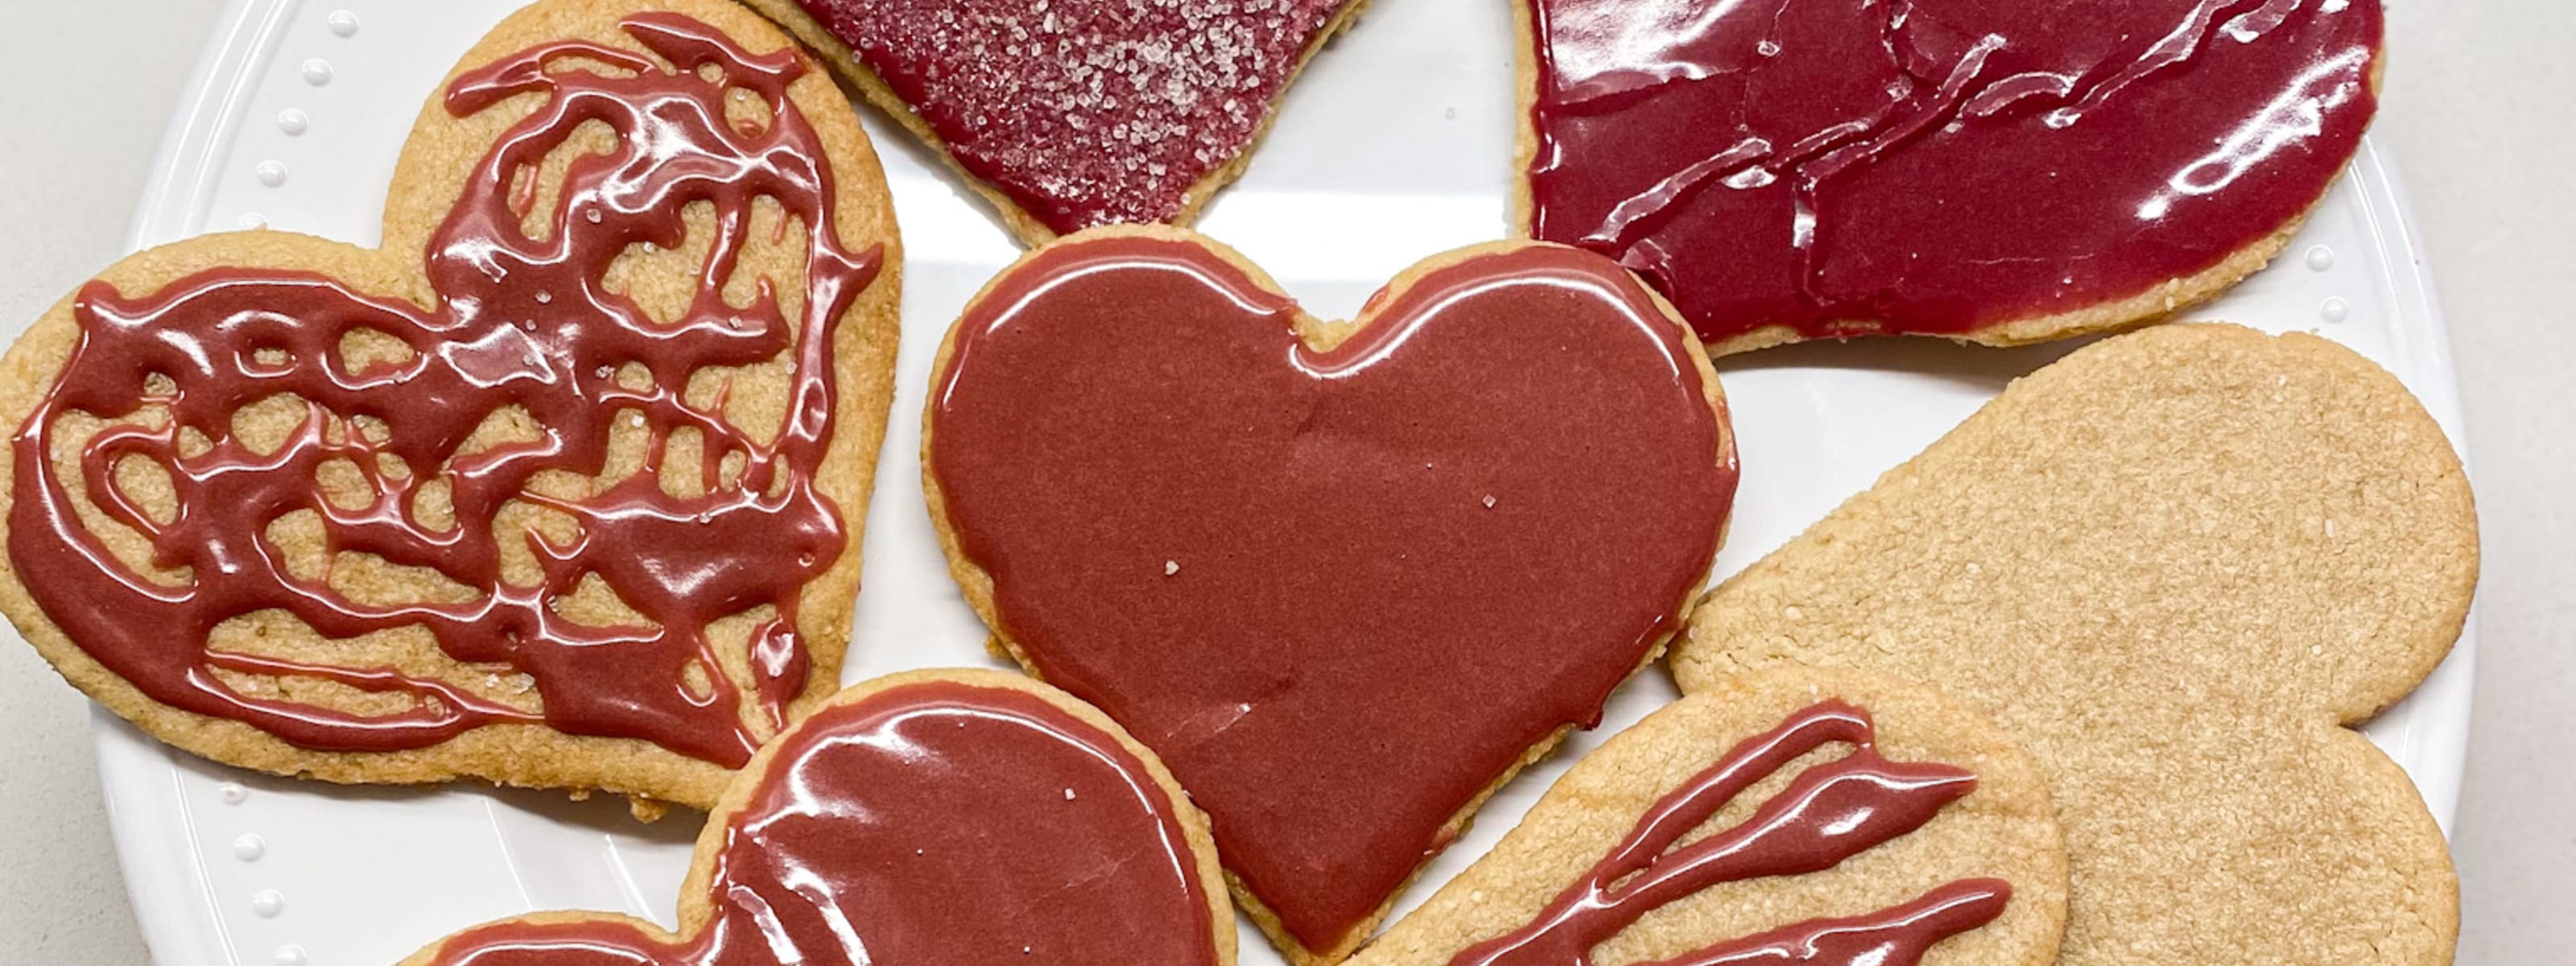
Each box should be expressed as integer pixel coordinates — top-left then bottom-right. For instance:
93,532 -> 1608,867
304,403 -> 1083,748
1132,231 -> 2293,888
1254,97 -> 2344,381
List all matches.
1451,700 -> 2007,966
416,678 -> 1223,966
790,0 -> 1351,236
7,14 -> 881,766
930,234 -> 1735,952
1524,0 -> 2383,345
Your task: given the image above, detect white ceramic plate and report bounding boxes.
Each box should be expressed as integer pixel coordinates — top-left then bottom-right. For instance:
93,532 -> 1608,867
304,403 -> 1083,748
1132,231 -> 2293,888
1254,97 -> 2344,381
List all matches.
52,0 -> 2477,964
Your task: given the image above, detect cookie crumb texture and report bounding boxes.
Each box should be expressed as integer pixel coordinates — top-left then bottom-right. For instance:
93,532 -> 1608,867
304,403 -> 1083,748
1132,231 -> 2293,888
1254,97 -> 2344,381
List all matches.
1354,669 -> 2065,966
792,0 -> 1350,234
1675,324 -> 2475,965
0,0 -> 903,807
1521,0 -> 2382,349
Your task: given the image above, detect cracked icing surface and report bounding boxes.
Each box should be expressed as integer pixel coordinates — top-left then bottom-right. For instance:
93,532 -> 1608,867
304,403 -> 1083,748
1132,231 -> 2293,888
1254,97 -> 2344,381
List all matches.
793,0 -> 1351,235
1522,0 -> 2382,348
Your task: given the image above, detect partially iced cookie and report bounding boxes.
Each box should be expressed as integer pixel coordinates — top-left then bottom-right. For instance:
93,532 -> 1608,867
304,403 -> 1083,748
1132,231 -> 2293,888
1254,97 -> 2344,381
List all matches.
1354,668 -> 2066,966
0,0 -> 903,808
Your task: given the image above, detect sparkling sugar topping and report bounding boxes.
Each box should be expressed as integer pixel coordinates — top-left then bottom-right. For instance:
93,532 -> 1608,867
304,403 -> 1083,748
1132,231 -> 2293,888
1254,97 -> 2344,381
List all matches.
798,0 -> 1349,233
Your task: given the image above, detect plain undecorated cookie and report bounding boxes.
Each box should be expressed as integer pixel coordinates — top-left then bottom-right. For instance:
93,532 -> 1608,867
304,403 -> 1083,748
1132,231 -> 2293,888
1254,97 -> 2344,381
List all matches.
1672,324 -> 2475,965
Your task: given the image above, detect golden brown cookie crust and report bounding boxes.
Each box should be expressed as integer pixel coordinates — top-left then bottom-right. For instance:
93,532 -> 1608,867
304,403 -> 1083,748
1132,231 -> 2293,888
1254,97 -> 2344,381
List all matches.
394,668 -> 1235,966
741,0 -> 1373,248
918,225 -> 1734,966
1505,2 -> 2384,357
0,0 -> 905,810
1672,323 -> 2474,965
1352,667 -> 2067,966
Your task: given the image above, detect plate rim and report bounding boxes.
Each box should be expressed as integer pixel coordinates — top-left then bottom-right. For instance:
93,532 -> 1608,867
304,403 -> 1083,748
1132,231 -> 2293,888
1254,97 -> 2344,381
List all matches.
84,0 -> 2482,962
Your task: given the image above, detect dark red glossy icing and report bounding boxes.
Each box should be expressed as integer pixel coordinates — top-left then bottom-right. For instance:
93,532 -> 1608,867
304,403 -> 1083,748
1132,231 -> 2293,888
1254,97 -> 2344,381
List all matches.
929,236 -> 1736,951
7,14 -> 881,766
1451,700 -> 2003,966
419,679 -> 1221,966
790,0 -> 1350,235
1524,0 -> 2383,343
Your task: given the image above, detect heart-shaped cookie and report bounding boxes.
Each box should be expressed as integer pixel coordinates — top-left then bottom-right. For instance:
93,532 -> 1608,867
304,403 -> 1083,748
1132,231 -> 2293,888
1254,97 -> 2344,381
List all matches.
925,227 -> 1738,963
747,0 -> 1368,244
1354,668 -> 2066,966
399,670 -> 1232,966
0,0 -> 902,807
1515,0 -> 2382,353
1674,324 -> 2475,964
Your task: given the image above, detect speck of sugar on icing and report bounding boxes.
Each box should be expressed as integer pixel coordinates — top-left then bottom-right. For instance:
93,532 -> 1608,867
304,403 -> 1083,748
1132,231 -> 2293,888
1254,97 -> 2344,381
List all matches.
1164,559 -> 1180,576
800,0 -> 1348,232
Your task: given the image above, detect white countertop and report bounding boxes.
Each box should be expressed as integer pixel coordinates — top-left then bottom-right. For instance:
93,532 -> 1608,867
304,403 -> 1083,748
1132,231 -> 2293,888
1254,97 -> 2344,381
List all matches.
2,2 -> 2567,962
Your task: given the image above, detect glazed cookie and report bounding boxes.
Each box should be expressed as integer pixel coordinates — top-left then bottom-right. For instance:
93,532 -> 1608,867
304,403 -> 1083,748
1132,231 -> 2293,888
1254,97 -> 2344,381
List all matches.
746,0 -> 1368,245
923,226 -> 1739,964
1673,324 -> 2475,965
398,670 -> 1233,966
0,0 -> 902,809
1353,668 -> 2066,966
1514,0 -> 2384,353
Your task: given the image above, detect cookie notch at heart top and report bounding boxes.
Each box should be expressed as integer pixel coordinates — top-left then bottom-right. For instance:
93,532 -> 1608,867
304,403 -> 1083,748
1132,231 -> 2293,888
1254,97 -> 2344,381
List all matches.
1511,0 -> 2385,354
923,225 -> 1739,964
0,0 -> 903,809
398,669 -> 1234,966
745,0 -> 1371,246
1674,324 -> 2474,966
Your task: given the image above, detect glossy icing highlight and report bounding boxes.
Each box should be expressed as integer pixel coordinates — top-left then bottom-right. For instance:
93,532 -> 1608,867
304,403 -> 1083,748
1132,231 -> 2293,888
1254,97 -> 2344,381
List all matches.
1524,0 -> 2384,345
930,234 -> 1736,951
7,14 -> 881,765
420,679 -> 1223,966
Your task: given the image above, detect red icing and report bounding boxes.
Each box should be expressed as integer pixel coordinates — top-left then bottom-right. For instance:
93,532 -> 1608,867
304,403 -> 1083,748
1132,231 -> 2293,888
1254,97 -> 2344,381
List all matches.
6,14 -> 881,766
419,679 -> 1221,966
791,0 -> 1350,235
1451,700 -> 2001,966
929,236 -> 1736,951
1524,0 -> 2383,344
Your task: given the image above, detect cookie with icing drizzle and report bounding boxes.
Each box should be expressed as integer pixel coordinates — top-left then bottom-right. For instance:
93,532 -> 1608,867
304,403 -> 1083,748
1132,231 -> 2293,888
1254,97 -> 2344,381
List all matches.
1513,0 -> 2384,353
397,669 -> 1233,966
1674,324 -> 2474,965
923,226 -> 1738,964
0,0 -> 902,809
1351,667 -> 2066,966
745,0 -> 1368,245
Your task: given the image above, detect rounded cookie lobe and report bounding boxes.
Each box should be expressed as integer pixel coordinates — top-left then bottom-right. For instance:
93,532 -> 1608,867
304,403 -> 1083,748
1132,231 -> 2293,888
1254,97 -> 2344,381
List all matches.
0,0 -> 905,806
1518,0 -> 2382,351
1352,667 -> 2066,966
925,228 -> 1737,961
1672,324 -> 2473,965
402,671 -> 1232,966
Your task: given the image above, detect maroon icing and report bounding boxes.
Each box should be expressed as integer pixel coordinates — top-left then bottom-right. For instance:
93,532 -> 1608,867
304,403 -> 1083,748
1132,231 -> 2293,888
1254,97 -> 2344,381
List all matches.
7,14 -> 881,766
1524,0 -> 2383,343
929,236 -> 1736,951
419,679 -> 1221,966
790,0 -> 1350,235
1451,700 -> 2004,966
